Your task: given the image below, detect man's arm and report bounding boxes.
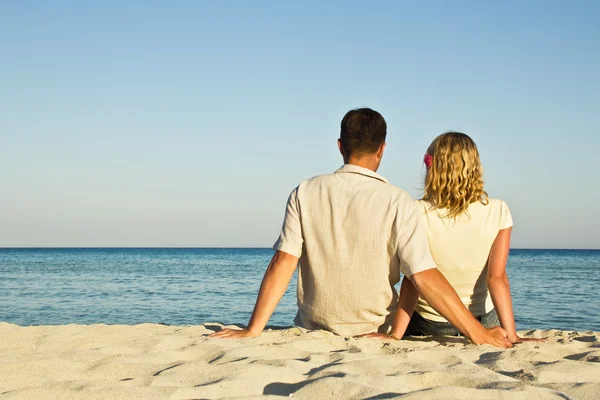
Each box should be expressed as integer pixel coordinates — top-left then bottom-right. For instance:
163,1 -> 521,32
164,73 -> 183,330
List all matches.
362,271 -> 512,346
209,250 -> 298,338
409,269 -> 512,348
211,187 -> 303,339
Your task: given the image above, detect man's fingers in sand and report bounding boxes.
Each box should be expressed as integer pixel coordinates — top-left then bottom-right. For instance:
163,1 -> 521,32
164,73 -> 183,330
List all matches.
491,327 -> 513,347
489,326 -> 509,337
356,332 -> 392,340
486,327 -> 512,348
208,328 -> 253,339
207,329 -> 230,338
209,330 -> 242,338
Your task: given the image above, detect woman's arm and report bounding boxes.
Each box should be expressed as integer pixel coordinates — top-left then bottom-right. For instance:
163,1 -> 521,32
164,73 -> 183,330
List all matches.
389,276 -> 419,338
487,228 -> 517,341
487,228 -> 541,343
355,276 -> 418,340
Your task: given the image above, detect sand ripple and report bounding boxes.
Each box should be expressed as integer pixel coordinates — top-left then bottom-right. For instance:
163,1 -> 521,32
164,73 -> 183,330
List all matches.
1,323 -> 598,399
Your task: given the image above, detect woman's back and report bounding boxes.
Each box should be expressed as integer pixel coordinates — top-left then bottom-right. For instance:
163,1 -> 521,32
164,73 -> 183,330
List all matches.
414,198 -> 513,322
397,131 -> 535,344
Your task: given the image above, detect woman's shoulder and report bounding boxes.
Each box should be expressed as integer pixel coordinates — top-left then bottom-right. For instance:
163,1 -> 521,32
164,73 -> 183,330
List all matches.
477,198 -> 513,228
414,199 -> 434,212
483,198 -> 510,211
470,198 -> 510,215
486,198 -> 507,206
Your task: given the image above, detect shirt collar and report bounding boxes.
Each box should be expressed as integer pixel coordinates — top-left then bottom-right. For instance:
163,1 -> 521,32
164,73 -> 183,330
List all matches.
334,164 -> 389,184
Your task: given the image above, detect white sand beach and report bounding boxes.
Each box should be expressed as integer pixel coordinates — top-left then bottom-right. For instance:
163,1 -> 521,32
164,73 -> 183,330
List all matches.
1,322 -> 599,399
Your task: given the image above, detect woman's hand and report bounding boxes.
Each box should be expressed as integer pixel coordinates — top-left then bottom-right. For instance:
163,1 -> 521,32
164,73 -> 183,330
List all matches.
209,328 -> 258,339
507,332 -> 545,343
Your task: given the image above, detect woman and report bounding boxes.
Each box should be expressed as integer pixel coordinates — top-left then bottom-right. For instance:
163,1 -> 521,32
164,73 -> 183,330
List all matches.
391,132 -> 535,343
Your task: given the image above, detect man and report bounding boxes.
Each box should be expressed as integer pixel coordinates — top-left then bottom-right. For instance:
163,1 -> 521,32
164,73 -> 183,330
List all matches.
211,108 -> 512,348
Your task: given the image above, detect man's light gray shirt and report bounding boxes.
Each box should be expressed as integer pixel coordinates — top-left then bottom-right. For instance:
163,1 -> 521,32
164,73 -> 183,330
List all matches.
273,164 -> 437,336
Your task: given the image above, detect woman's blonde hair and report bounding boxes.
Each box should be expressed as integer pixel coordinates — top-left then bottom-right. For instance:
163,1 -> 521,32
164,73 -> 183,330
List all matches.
423,131 -> 488,218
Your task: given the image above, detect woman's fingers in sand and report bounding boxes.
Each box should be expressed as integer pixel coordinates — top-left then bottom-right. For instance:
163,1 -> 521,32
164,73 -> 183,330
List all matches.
512,336 -> 547,343
208,328 -> 255,339
506,331 -> 546,343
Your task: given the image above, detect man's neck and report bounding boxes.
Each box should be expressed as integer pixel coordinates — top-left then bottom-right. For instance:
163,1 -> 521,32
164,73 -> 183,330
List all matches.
345,157 -> 379,173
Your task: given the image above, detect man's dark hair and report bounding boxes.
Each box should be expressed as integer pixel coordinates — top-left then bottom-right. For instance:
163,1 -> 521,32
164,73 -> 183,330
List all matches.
340,108 -> 387,156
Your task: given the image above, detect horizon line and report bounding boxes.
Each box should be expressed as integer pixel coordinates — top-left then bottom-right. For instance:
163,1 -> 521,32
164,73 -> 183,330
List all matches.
1,247 -> 599,251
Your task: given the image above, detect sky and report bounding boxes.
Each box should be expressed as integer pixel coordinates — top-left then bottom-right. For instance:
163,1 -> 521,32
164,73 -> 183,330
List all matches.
1,1 -> 599,248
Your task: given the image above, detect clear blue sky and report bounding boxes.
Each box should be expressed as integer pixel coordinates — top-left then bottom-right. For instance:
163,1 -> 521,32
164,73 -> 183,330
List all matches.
1,1 -> 598,248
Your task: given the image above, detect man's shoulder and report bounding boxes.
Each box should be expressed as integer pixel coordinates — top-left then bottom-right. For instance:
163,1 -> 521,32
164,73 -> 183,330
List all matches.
295,172 -> 336,189
386,184 -> 416,203
285,173 -> 336,199
368,184 -> 418,215
298,174 -> 413,197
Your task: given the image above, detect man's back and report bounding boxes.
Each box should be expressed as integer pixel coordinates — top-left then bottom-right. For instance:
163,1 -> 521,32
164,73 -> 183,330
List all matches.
274,164 -> 435,336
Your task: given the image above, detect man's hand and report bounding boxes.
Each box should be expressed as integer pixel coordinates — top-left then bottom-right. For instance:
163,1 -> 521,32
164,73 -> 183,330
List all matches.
470,326 -> 512,348
410,269 -> 513,348
209,328 -> 257,339
209,251 -> 298,340
356,332 -> 398,340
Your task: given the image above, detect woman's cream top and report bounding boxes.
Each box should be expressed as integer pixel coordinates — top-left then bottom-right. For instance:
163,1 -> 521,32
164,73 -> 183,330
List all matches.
414,199 -> 513,322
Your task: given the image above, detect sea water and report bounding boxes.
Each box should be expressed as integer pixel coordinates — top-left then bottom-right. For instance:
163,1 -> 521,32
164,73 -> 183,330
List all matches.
1,248 -> 599,331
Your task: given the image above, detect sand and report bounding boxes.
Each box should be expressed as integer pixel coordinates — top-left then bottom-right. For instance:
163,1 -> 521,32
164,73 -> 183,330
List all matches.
0,323 -> 599,399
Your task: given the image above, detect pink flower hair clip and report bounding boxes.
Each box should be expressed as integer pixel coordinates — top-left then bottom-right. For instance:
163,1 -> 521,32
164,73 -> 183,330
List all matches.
423,154 -> 433,168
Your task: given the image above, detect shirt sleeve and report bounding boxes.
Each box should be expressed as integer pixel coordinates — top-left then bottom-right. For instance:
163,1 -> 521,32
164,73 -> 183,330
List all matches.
272,187 -> 303,258
395,199 -> 438,278
499,200 -> 514,230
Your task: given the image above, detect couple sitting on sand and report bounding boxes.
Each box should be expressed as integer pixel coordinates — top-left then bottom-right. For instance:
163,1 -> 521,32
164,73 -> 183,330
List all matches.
212,108 -> 538,349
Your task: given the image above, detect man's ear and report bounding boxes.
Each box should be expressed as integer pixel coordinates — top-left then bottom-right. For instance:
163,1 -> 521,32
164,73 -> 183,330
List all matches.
338,139 -> 345,158
376,143 -> 386,160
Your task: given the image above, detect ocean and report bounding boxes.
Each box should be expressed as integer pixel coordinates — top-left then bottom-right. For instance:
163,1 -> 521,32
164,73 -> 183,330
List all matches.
1,248 -> 599,332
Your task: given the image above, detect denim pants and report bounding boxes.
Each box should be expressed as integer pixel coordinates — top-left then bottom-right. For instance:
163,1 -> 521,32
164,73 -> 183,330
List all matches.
405,309 -> 500,337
